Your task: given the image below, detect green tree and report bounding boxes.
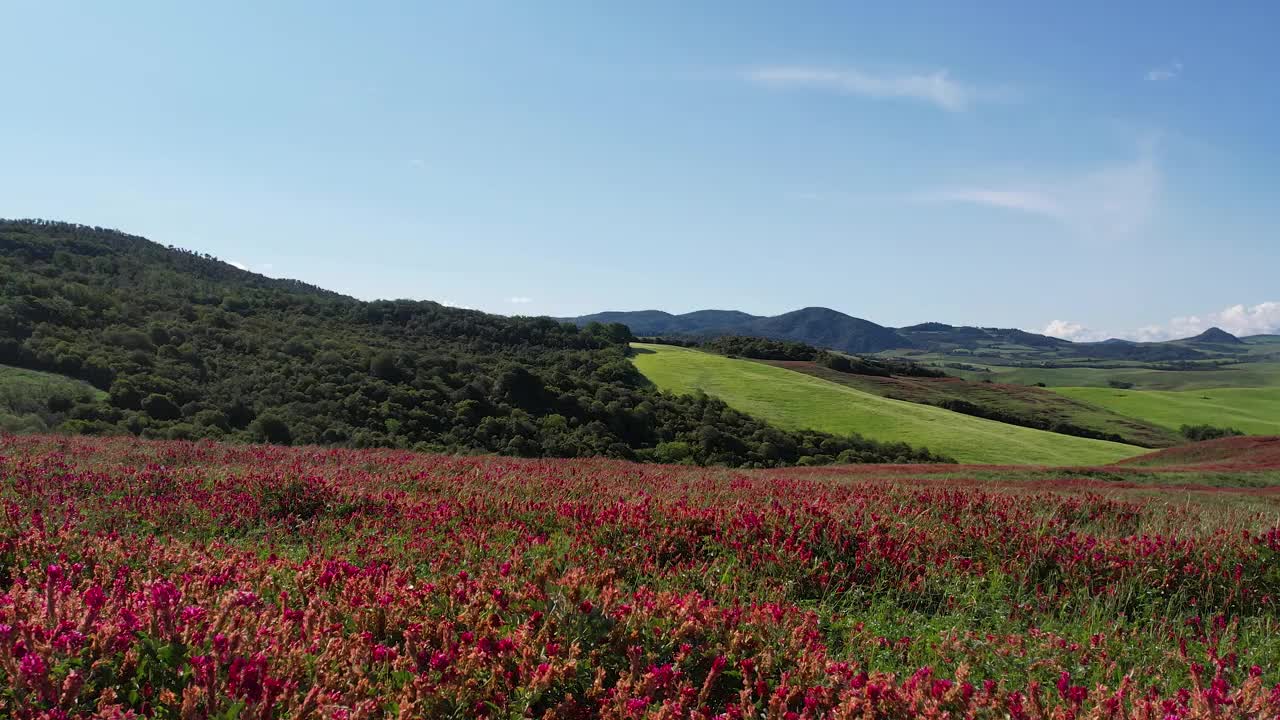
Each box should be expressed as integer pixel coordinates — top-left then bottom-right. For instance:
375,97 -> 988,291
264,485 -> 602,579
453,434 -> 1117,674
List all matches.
251,414 -> 293,445
369,351 -> 402,382
142,394 -> 182,421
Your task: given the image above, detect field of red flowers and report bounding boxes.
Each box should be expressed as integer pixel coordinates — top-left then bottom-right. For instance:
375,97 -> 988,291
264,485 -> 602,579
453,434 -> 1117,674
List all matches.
1,434 -> 1279,719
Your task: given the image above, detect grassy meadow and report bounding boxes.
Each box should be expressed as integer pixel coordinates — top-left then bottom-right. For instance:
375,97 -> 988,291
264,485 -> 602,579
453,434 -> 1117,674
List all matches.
632,343 -> 1145,465
0,363 -> 106,433
769,360 -> 1180,447
1054,385 -> 1280,436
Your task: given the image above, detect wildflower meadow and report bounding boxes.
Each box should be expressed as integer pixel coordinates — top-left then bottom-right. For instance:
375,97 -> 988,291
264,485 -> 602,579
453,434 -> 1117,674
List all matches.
1,434 -> 1279,718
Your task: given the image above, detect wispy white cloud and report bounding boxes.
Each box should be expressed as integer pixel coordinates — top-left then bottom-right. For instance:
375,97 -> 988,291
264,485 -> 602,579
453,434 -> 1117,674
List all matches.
227,259 -> 277,276
746,65 -> 981,112
933,189 -> 1063,217
926,145 -> 1161,240
508,296 -> 533,304
1146,61 -> 1183,82
440,299 -> 475,310
1134,301 -> 1280,341
1038,301 -> 1280,343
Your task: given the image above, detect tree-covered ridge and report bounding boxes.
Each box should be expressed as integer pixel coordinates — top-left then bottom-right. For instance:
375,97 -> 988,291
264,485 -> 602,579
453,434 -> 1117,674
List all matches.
0,219 -> 950,466
664,334 -> 947,379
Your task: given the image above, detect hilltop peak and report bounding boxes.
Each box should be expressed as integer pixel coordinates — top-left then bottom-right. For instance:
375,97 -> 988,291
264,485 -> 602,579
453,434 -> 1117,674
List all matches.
1185,327 -> 1244,345
900,322 -> 955,332
786,306 -> 846,318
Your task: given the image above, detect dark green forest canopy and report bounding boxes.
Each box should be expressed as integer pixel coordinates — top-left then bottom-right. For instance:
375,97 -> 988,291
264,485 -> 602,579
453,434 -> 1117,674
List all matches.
0,220 -> 950,466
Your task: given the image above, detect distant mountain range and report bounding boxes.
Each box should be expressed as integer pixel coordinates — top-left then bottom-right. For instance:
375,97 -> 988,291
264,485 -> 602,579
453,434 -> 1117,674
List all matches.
569,307 -> 907,353
566,307 -> 1262,360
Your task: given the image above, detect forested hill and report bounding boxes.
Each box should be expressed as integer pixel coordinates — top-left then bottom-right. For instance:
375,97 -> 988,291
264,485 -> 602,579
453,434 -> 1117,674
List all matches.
0,220 -> 949,466
569,307 -> 911,354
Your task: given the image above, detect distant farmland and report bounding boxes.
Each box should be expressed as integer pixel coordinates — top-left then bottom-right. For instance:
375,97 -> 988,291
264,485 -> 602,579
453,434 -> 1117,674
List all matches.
942,361 -> 1280,390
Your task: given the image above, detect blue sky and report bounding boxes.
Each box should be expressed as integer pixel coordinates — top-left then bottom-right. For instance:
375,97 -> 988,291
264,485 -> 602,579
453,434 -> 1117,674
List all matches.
3,1 -> 1278,339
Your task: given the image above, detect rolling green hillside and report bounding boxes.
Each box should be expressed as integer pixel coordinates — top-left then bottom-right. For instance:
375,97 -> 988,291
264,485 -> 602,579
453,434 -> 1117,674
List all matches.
766,361 -> 1180,448
1053,386 -> 1280,436
0,219 -> 950,468
632,344 -> 1145,465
